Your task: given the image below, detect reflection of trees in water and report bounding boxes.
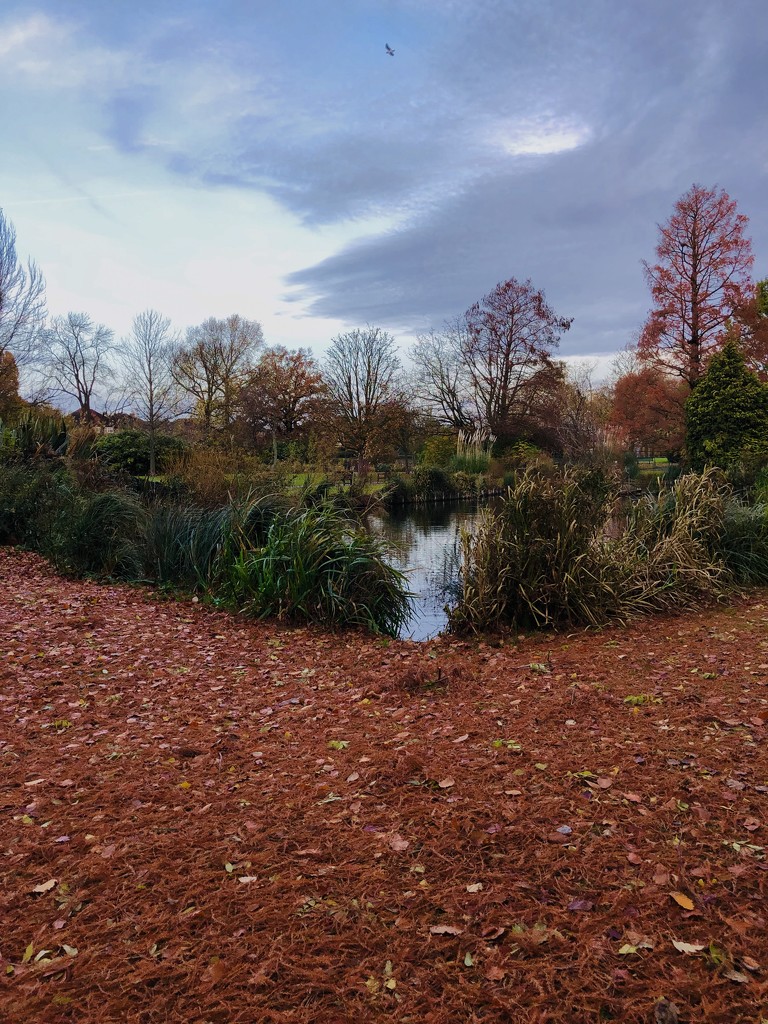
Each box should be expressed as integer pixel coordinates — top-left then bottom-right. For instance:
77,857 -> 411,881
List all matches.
366,503 -> 488,635
426,533 -> 463,604
367,500 -> 483,566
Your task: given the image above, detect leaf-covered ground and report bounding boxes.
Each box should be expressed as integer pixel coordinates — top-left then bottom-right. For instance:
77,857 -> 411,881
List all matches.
1,547 -> 767,1024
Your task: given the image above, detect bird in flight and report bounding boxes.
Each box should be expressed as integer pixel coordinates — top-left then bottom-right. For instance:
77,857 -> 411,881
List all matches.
385,43 -> 395,56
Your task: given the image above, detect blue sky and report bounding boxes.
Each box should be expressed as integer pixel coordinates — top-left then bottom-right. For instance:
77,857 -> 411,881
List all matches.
1,0 -> 766,371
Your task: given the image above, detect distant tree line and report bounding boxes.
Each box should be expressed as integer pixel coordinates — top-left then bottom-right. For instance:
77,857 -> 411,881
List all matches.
2,180 -> 766,473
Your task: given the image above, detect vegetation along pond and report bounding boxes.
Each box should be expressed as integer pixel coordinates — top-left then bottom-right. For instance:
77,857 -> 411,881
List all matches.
366,499 -> 493,641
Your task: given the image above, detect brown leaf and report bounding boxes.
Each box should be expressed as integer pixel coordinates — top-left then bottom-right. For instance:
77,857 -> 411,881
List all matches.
429,924 -> 464,935
438,777 -> 455,789
484,965 -> 506,981
388,834 -> 410,853
670,891 -> 695,910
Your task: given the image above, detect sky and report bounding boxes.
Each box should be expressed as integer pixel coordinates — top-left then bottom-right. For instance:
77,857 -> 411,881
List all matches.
1,0 -> 767,376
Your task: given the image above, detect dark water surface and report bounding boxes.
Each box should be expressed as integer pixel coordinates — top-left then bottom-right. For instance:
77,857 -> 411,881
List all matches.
366,500 -> 491,641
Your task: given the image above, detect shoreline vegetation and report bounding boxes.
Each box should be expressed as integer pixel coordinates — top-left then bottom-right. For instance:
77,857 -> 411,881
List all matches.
4,417 -> 768,640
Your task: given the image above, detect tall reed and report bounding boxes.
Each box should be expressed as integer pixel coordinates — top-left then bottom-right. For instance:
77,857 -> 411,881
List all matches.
450,467 -> 768,633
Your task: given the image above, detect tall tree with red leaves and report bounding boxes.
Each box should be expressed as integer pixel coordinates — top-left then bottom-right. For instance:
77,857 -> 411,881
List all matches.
638,184 -> 754,389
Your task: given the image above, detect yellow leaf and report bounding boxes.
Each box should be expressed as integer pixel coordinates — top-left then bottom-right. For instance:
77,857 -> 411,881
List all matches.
22,944 -> 34,964
670,891 -> 694,910
384,978 -> 397,990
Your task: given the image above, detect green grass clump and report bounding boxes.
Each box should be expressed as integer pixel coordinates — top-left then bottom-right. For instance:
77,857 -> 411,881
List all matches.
0,466 -> 409,636
221,504 -> 410,635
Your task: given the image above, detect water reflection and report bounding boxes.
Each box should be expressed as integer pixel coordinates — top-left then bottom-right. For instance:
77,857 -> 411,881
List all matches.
366,501 -> 490,641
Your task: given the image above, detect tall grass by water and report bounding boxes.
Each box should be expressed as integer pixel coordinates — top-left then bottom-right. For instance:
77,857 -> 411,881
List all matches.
450,467 -> 768,633
0,466 -> 410,635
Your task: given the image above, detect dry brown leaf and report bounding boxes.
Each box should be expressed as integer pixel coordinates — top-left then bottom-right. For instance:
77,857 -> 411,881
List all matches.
670,891 -> 695,910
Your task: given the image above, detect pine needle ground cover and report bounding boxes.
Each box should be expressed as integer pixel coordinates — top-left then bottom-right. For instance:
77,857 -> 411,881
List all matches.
1,548 -> 767,1024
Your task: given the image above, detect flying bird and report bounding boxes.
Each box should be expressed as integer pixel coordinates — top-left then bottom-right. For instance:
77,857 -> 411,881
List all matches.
385,43 -> 395,56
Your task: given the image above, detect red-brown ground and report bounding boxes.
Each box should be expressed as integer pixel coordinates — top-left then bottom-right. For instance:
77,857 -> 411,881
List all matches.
1,547 -> 767,1024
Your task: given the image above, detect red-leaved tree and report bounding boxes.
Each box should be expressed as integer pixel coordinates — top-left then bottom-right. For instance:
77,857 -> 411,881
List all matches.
609,366 -> 687,456
638,184 -> 754,388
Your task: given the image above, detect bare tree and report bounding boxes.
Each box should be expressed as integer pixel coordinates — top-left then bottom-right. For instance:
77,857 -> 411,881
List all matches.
323,326 -> 403,467
120,309 -> 180,475
411,321 -> 475,431
0,208 -> 46,374
172,314 -> 263,435
38,312 -> 114,421
411,278 -> 571,444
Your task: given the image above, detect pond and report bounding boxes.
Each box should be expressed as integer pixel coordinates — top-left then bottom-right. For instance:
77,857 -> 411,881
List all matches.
366,500 -> 492,641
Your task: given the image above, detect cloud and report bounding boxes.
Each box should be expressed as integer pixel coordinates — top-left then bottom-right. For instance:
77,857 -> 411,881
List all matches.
4,0 -> 767,359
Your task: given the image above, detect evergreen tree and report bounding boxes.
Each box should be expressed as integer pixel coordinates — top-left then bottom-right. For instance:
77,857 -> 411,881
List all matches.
685,339 -> 768,469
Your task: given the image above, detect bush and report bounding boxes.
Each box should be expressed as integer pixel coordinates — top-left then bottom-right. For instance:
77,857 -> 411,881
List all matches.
420,435 -> 456,467
221,505 -> 411,635
94,430 -> 186,476
410,465 -> 455,500
685,340 -> 768,470
0,414 -> 68,463
0,467 -> 410,636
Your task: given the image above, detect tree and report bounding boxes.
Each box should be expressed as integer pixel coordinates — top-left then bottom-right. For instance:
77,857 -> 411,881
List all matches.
733,278 -> 768,379
638,184 -> 754,388
38,312 -> 114,421
239,347 -> 323,463
412,278 -> 571,444
609,366 -> 687,457
0,208 -> 46,373
412,321 -> 476,432
323,326 -> 404,468
120,309 -> 180,476
0,350 -> 22,419
685,339 -> 768,470
553,363 -> 614,463
172,314 -> 263,435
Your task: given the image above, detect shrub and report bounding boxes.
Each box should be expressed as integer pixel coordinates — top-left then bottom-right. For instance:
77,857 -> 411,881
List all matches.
0,414 -> 68,463
0,467 -> 409,636
686,340 -> 768,470
410,465 -> 455,500
221,504 -> 411,635
420,435 -> 457,467
94,430 -> 186,475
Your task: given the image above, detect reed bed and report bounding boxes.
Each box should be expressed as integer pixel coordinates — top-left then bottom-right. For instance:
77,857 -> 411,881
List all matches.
450,466 -> 768,632
0,467 -> 410,635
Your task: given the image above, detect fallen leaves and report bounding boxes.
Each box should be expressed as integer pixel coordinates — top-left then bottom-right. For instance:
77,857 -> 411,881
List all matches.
672,940 -> 706,954
429,924 -> 464,936
31,879 -> 57,895
670,891 -> 695,911
3,547 -> 768,1024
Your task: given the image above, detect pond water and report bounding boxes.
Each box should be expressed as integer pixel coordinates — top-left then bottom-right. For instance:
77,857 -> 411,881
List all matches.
366,500 -> 491,641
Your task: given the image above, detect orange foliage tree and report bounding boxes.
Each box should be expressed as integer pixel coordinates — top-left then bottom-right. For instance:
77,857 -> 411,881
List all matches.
609,366 -> 687,457
638,184 -> 754,389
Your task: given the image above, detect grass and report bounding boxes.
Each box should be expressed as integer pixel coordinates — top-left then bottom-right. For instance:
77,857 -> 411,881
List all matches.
450,466 -> 768,633
0,466 -> 410,636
